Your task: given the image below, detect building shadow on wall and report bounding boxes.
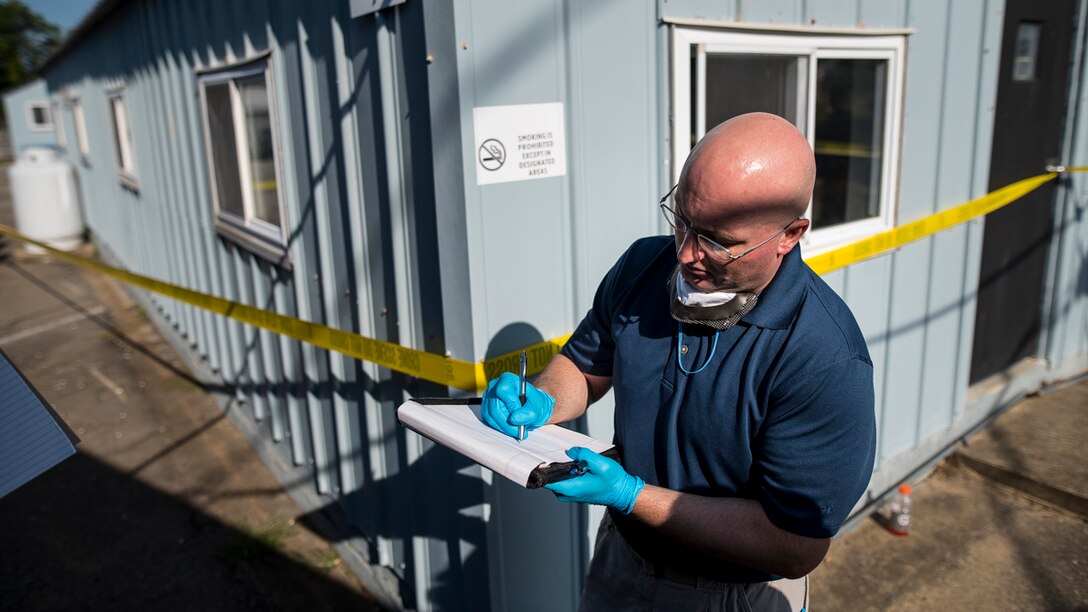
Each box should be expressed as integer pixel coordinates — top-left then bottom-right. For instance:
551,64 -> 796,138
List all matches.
297,322 -> 584,612
300,444 -> 491,611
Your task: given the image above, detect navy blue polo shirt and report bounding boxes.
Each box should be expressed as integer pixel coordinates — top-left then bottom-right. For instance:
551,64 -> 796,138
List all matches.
561,236 -> 876,582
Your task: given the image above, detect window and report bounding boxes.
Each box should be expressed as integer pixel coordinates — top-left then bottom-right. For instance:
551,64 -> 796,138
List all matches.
198,58 -> 287,257
72,98 -> 90,160
672,29 -> 906,252
108,88 -> 138,186
25,102 -> 51,131
52,103 -> 66,149
1012,23 -> 1041,82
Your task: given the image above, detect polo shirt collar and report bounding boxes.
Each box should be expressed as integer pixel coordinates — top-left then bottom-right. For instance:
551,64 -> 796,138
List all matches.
740,246 -> 807,330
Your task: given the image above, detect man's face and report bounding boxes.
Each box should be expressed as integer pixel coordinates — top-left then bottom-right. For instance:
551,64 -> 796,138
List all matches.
670,186 -> 796,294
670,112 -> 815,294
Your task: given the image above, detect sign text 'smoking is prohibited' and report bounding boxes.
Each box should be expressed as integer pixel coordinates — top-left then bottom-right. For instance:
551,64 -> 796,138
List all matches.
473,102 -> 567,186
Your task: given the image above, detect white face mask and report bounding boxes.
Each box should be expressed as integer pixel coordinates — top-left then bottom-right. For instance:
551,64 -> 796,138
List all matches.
668,267 -> 758,330
675,272 -> 737,307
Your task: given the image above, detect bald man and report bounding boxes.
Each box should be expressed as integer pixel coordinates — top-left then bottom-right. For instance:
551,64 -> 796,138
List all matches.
481,113 -> 876,610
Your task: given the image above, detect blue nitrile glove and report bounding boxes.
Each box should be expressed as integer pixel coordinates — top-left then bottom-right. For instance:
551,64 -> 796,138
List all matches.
545,447 -> 645,515
480,371 -> 555,439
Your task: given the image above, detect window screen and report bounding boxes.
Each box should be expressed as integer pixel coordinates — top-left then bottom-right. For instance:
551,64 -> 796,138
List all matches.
238,76 -> 279,226
205,82 -> 244,218
812,58 -> 887,228
676,30 -> 904,249
199,59 -> 286,256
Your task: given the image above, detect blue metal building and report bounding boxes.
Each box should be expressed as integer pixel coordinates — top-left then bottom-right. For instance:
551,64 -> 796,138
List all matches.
5,0 -> 1087,610
3,79 -> 61,153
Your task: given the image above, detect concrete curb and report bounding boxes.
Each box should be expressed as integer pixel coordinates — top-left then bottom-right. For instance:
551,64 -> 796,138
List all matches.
952,453 -> 1088,518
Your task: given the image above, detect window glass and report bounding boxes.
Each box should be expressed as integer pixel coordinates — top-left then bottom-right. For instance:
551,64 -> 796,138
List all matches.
238,75 -> 279,226
205,82 -> 244,218
110,94 -> 136,176
813,58 -> 887,227
1012,22 -> 1040,82
27,103 -> 50,129
199,60 -> 286,257
73,100 -> 90,157
705,54 -> 804,131
110,98 -> 125,168
675,30 -> 904,249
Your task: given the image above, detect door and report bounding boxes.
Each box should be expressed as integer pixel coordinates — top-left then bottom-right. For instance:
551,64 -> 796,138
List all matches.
970,0 -> 1077,383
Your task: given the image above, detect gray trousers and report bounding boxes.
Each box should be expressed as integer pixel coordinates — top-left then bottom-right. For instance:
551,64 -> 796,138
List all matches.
578,514 -> 809,612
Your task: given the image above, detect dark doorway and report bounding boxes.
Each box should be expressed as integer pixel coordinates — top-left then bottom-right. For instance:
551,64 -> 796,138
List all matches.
970,0 -> 1077,383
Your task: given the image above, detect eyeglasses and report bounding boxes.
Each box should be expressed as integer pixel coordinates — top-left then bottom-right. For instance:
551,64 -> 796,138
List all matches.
659,184 -> 803,262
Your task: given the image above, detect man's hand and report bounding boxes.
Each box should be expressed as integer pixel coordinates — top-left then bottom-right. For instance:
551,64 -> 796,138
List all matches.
480,372 -> 555,439
545,447 -> 645,514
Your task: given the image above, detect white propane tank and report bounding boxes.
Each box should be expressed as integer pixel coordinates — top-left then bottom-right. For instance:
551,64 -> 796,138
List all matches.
8,146 -> 83,253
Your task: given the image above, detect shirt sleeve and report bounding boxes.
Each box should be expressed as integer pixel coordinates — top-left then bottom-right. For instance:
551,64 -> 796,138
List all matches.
560,262 -> 620,377
560,239 -> 665,377
752,354 -> 877,538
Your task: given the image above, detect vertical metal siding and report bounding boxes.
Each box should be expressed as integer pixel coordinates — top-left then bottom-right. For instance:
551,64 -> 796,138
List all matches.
263,4 -> 316,472
804,0 -> 860,26
292,2 -> 341,500
740,0 -> 801,23
2,81 -> 58,153
859,0 -> 909,27
159,0 -> 225,377
879,0 -> 951,465
1047,1 -> 1088,375
918,0 -> 988,439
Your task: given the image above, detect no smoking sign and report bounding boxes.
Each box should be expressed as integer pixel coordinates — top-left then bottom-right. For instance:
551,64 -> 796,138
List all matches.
473,102 -> 567,186
479,139 -> 506,171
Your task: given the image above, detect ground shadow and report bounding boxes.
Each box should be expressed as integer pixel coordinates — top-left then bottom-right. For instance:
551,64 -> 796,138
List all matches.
0,452 -> 379,611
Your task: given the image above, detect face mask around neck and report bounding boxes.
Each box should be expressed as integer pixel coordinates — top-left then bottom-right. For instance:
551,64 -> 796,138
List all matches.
667,268 -> 758,330
675,272 -> 736,306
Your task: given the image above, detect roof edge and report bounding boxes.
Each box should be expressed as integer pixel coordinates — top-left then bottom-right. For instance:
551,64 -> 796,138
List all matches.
37,0 -> 132,75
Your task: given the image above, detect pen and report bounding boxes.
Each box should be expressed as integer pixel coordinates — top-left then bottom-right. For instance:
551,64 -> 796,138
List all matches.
518,350 -> 527,442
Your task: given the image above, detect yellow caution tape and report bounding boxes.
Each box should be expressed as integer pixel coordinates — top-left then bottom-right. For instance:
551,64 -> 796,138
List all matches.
806,171 -> 1072,274
0,224 -> 485,392
0,169 -> 1077,392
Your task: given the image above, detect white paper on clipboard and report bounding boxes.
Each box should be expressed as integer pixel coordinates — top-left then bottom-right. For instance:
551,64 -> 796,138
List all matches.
396,399 -> 614,488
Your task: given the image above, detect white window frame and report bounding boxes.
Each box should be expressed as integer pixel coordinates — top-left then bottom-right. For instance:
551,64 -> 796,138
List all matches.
52,102 -> 66,149
197,57 -> 288,258
671,28 -> 907,254
25,101 -> 52,131
71,97 -> 91,161
108,87 -> 138,188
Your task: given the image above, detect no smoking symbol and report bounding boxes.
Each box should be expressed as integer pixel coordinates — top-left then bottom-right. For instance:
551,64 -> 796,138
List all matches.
479,139 -> 506,171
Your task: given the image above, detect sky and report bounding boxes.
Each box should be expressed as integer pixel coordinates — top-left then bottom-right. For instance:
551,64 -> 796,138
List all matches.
23,0 -> 100,34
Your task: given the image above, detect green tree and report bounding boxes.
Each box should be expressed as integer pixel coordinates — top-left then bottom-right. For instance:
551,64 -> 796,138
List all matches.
0,1 -> 59,90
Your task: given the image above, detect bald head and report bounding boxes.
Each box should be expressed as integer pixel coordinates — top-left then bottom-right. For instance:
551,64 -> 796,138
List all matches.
677,113 -> 814,229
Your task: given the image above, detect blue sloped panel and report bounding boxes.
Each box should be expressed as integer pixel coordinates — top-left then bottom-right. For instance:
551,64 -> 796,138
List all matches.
0,351 -> 77,499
